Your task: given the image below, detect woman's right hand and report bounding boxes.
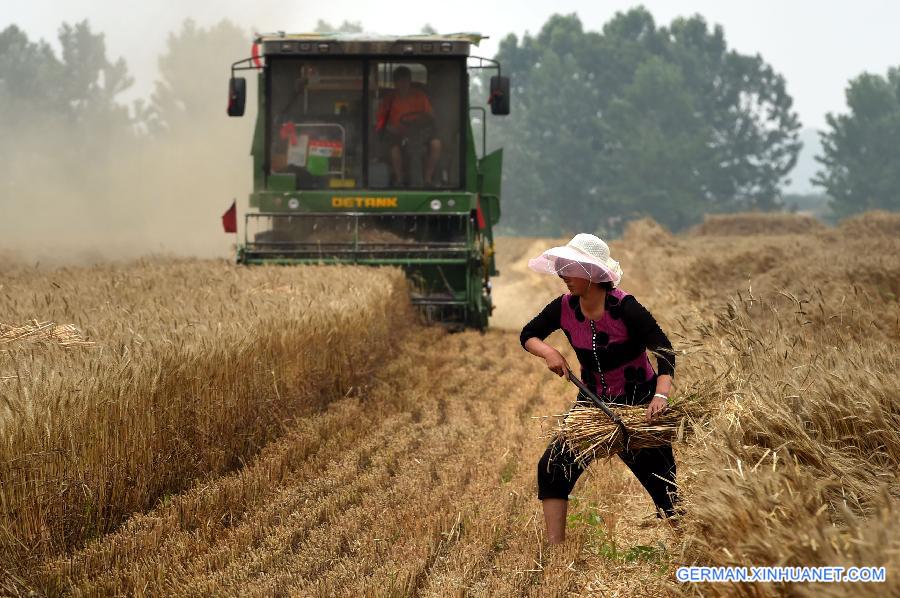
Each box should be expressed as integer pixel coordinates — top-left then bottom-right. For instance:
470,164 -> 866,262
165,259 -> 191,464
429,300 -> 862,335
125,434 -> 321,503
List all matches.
544,349 -> 570,378
523,338 -> 570,378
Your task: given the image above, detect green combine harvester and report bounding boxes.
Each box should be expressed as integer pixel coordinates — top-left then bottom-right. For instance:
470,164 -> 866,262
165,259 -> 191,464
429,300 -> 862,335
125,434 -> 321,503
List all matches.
226,32 -> 510,329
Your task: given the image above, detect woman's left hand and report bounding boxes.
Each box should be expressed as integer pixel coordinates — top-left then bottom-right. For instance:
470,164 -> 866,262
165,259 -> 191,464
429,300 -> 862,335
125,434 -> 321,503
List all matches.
646,396 -> 668,422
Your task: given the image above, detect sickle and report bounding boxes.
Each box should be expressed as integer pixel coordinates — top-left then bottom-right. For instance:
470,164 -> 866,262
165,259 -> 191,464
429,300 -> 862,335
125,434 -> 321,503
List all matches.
566,370 -> 631,451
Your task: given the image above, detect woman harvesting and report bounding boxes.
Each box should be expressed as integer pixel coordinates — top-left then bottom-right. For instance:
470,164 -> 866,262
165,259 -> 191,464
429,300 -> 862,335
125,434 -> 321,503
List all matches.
520,234 -> 679,544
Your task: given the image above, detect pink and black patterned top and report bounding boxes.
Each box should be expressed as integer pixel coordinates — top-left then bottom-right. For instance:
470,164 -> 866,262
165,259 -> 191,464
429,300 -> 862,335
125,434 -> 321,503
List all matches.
520,288 -> 675,404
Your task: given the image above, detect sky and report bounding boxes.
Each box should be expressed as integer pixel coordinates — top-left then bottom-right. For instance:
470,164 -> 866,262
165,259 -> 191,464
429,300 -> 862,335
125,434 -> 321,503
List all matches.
6,0 -> 899,190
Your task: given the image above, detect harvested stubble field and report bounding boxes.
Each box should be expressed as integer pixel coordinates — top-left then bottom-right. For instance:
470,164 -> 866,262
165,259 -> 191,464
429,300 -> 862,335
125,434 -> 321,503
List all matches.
2,211 -> 899,597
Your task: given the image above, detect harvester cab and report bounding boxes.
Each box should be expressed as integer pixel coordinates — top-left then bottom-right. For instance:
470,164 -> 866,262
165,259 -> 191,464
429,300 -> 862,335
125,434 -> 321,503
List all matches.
226,33 -> 509,330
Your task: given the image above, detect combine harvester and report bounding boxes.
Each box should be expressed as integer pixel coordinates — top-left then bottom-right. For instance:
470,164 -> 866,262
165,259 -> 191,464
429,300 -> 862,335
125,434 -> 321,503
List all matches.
225,33 -> 510,329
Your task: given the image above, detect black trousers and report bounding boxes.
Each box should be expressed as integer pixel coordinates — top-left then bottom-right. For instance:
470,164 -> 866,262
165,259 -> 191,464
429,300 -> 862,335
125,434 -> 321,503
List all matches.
537,437 -> 679,517
536,376 -> 679,517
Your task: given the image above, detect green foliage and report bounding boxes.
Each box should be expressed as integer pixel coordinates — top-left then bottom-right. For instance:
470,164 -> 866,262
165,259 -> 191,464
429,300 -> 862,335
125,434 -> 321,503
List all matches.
58,22 -> 132,128
0,22 -> 131,126
0,25 -> 65,112
491,10 -> 801,234
141,19 -> 249,135
814,67 -> 900,218
567,503 -> 669,569
567,508 -> 605,527
498,455 -> 517,483
0,22 -> 131,133
0,21 -> 133,211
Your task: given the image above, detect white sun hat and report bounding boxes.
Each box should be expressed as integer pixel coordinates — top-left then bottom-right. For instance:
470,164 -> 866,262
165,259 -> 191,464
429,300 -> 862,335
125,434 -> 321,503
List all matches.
527,233 -> 624,287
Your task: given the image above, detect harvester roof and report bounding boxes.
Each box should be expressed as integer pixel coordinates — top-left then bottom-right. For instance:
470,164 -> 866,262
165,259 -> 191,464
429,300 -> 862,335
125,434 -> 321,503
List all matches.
254,32 -> 485,57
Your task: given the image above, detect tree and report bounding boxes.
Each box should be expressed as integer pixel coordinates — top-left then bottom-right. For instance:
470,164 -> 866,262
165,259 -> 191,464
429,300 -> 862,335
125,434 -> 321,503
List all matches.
132,19 -> 256,252
814,67 -> 900,218
0,22 -> 131,131
489,15 -> 603,235
58,22 -> 132,129
141,19 -> 249,135
0,21 -> 133,211
0,25 -> 65,113
491,10 -> 801,234
600,57 -> 717,231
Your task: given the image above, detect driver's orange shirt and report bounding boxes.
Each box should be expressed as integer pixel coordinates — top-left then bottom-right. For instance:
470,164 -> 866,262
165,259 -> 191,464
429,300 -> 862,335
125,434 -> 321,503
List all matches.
375,88 -> 433,131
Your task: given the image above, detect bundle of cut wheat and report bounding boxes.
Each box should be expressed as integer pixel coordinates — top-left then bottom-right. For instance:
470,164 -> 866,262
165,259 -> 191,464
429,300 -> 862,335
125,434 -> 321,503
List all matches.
557,395 -> 712,463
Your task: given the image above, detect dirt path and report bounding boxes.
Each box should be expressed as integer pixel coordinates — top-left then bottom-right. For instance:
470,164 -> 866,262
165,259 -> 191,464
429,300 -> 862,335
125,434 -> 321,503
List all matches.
489,236 -> 567,330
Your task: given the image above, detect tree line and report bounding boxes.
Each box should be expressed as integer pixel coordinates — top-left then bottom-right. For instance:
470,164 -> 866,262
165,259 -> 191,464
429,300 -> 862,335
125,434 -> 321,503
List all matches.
490,9 -> 900,234
1,10 -> 898,238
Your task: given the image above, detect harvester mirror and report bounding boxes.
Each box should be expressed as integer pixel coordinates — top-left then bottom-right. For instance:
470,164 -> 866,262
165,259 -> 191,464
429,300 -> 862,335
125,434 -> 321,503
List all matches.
489,75 -> 510,115
227,77 -> 246,117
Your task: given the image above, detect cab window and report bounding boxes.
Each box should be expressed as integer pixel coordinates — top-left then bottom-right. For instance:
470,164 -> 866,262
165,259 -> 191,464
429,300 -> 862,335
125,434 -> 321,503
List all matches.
368,59 -> 462,189
268,59 -> 363,190
267,58 -> 462,190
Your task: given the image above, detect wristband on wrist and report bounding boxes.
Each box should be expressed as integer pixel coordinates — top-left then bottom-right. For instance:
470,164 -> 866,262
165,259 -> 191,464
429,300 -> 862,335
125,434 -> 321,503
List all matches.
653,393 -> 669,402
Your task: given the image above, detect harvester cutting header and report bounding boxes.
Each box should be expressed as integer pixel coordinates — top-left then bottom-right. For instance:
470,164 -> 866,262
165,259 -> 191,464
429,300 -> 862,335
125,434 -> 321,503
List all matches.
226,32 -> 511,329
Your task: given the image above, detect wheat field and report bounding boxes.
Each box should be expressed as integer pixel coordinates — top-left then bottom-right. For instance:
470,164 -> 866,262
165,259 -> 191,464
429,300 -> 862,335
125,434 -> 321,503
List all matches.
2,212 -> 899,596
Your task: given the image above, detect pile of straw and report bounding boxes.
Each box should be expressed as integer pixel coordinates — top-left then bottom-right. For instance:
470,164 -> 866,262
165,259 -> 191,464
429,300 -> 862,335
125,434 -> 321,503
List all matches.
557,395 -> 711,463
0,320 -> 94,347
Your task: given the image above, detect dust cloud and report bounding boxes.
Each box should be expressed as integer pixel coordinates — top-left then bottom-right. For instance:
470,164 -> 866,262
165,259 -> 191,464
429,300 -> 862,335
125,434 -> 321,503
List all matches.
0,128 -> 254,267
0,25 -> 256,267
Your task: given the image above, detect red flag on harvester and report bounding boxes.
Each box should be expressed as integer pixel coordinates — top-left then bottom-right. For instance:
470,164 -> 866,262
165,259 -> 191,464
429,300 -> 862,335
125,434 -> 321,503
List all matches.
475,196 -> 487,230
222,200 -> 237,233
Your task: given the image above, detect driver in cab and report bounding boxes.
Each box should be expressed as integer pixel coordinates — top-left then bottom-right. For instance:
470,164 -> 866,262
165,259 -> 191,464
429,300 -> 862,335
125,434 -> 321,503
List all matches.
375,66 -> 442,187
